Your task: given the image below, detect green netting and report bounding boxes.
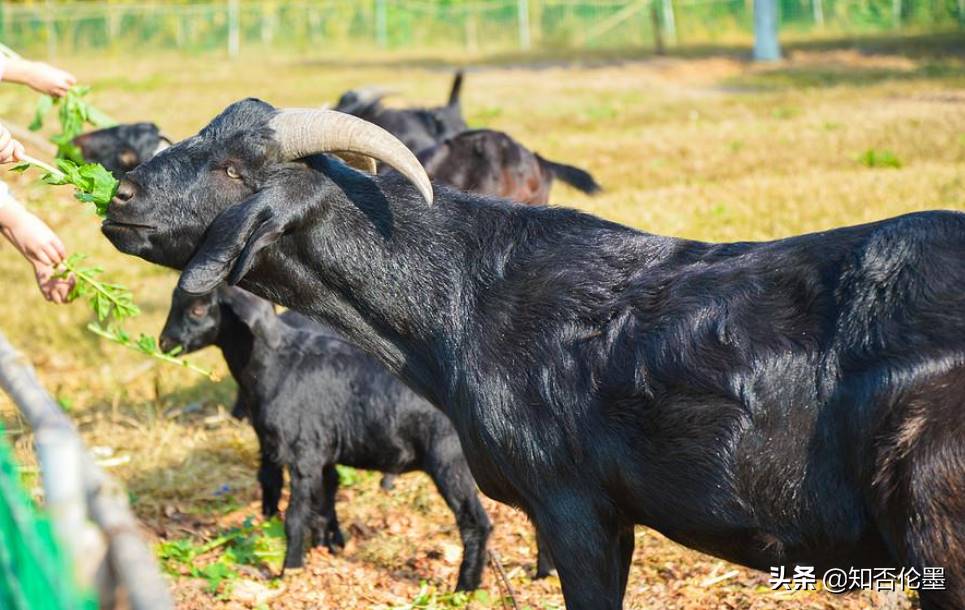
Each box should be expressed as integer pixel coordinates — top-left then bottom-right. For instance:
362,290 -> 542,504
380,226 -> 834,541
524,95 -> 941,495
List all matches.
0,424 -> 97,610
0,0 -> 960,57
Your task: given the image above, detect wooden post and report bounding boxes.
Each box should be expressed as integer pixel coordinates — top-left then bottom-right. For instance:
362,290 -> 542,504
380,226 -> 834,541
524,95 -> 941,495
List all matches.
892,0 -> 902,28
227,0 -> 240,57
518,0 -> 531,50
753,0 -> 781,61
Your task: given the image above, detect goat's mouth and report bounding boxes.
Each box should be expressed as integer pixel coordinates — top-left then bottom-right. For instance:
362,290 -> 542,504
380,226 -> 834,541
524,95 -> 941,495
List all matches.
101,219 -> 157,232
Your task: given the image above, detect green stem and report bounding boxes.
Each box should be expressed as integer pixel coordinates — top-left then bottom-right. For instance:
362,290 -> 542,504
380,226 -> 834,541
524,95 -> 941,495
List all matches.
15,154 -> 65,180
86,324 -> 216,380
61,257 -> 138,321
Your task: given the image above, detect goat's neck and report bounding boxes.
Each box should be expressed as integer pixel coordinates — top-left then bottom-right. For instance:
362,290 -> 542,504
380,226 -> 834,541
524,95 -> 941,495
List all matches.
215,310 -> 261,386
245,179 -> 486,405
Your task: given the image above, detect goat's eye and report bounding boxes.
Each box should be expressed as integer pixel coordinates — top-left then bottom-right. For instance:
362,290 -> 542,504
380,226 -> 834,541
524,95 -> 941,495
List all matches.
189,304 -> 207,318
225,165 -> 241,179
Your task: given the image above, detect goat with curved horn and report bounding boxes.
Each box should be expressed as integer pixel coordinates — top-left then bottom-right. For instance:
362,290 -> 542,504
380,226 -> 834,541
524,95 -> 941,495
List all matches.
269,108 -> 433,205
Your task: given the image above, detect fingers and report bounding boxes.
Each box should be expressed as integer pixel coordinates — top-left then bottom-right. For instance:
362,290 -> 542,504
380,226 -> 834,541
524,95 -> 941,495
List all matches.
49,278 -> 72,304
0,128 -> 16,165
44,237 -> 66,265
30,246 -> 54,268
35,266 -> 73,304
46,69 -> 77,98
0,124 -> 25,163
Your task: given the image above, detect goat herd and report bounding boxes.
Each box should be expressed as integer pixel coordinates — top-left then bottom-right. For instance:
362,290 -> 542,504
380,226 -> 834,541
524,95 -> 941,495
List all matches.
70,73 -> 962,609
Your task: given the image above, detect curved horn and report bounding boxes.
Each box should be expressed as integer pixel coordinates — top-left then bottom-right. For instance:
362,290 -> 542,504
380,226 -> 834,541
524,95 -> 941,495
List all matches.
270,109 -> 433,205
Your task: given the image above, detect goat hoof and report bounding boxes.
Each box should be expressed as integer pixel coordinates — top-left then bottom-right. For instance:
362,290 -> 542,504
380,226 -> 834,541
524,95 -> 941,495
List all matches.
534,568 -> 557,579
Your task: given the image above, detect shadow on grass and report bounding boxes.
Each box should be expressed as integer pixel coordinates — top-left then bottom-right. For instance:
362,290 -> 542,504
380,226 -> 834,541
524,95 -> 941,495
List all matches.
723,58 -> 965,91
297,30 -> 964,72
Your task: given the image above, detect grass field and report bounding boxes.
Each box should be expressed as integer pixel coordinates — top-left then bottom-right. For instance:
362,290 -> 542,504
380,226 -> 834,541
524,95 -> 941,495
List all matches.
0,33 -> 963,609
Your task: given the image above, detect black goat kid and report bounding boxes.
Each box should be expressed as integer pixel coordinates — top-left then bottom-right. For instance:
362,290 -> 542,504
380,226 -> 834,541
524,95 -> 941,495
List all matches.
73,122 -> 171,178
104,100 -> 964,610
158,285 -> 503,588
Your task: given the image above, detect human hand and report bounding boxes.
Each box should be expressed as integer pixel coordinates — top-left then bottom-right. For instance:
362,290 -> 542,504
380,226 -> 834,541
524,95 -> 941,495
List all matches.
1,208 -> 66,268
4,58 -> 77,97
0,123 -> 25,164
32,259 -> 74,304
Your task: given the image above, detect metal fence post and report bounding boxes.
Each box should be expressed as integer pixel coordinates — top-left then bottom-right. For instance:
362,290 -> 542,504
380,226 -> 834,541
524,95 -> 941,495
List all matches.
661,0 -> 677,45
753,0 -> 781,61
376,0 -> 388,48
44,0 -> 56,59
228,0 -> 240,57
813,0 -> 824,26
518,0 -> 531,50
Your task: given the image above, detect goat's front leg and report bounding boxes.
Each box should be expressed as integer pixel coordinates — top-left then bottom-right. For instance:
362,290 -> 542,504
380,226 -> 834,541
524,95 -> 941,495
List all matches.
534,530 -> 556,579
258,448 -> 283,518
282,463 -> 323,571
532,494 -> 634,610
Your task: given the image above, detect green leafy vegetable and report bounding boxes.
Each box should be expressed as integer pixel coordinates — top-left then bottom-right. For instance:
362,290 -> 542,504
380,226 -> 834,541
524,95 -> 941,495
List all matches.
30,86 -> 115,162
13,155 -> 117,217
55,254 -> 215,379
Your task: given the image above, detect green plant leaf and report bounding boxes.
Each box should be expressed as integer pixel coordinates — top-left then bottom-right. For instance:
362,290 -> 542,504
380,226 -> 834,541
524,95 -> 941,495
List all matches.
29,95 -> 54,131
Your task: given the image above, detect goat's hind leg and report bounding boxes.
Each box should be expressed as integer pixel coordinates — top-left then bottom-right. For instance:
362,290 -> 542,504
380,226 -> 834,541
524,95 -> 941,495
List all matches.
875,368 -> 965,610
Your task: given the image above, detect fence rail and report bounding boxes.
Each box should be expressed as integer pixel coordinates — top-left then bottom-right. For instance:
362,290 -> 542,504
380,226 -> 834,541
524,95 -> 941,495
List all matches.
0,0 -> 961,58
0,331 -> 173,610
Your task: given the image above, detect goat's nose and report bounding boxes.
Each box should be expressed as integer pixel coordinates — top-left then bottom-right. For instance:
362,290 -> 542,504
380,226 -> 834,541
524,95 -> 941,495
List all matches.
113,180 -> 136,205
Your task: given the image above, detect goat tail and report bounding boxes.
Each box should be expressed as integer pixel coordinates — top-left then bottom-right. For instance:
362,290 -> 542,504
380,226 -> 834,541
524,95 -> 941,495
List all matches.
448,70 -> 465,107
537,154 -> 602,195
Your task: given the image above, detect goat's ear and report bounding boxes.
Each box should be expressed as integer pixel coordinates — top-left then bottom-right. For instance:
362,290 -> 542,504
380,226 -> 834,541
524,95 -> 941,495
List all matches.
179,187 -> 300,295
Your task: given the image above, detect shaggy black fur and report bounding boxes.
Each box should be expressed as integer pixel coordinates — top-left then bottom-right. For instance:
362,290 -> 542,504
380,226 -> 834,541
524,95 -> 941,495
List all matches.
104,98 -> 965,610
158,285 -> 508,588
334,71 -> 467,155
418,129 -> 601,205
73,122 -> 171,178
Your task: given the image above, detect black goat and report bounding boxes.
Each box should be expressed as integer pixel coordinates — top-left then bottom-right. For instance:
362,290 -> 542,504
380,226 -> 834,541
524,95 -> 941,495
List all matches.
73,122 -> 171,178
103,99 -> 964,610
334,71 -> 466,155
158,286 -> 518,588
418,129 -> 600,205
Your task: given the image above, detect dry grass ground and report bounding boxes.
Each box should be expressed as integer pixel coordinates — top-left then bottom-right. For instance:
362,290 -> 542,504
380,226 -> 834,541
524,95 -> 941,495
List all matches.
0,33 -> 963,609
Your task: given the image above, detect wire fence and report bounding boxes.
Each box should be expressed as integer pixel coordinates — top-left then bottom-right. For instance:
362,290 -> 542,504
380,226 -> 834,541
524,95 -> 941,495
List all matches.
0,0 -> 962,59
0,423 -> 97,610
